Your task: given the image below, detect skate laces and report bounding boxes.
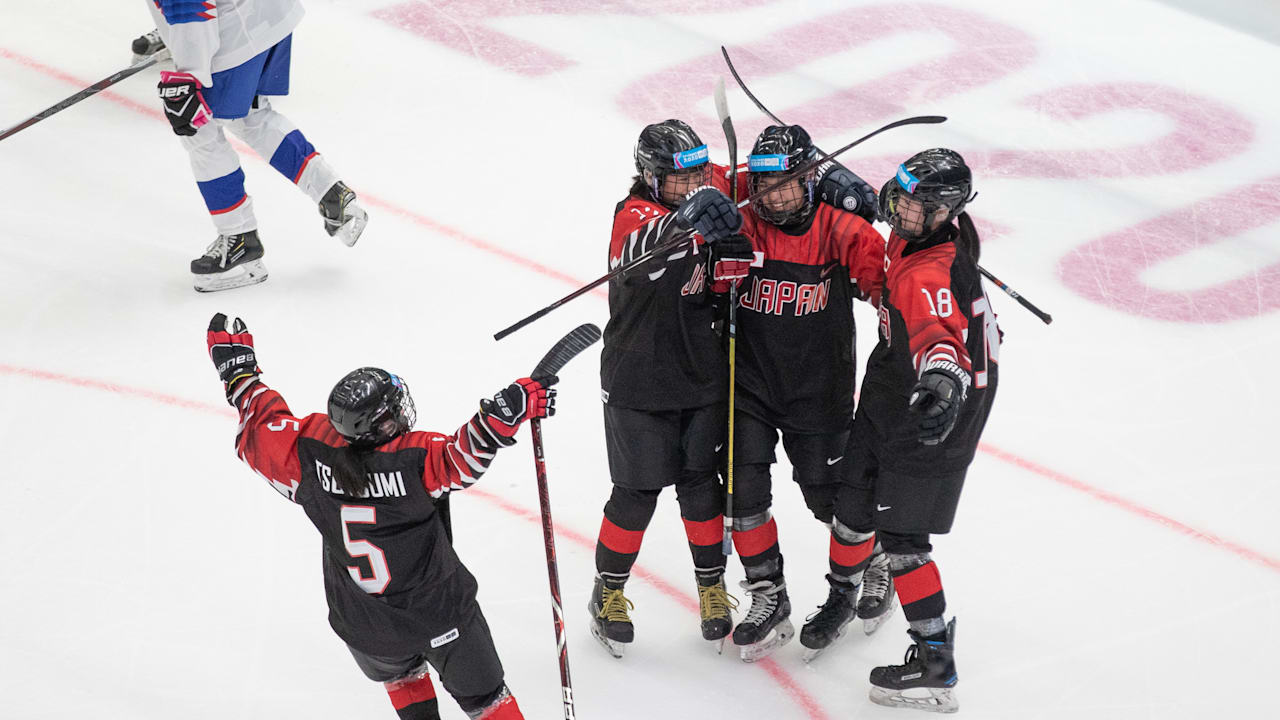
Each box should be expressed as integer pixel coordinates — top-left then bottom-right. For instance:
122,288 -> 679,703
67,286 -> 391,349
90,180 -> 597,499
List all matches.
804,582 -> 853,627
597,586 -> 634,623
202,235 -> 231,268
697,581 -> 738,621
739,579 -> 783,626
863,555 -> 891,599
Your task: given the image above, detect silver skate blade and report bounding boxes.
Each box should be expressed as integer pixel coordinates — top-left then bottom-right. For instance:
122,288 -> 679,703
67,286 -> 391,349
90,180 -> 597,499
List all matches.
738,618 -> 795,663
862,595 -> 899,635
333,206 -> 368,247
193,260 -> 268,293
869,686 -> 958,714
712,637 -> 727,655
588,622 -> 626,659
801,646 -> 824,663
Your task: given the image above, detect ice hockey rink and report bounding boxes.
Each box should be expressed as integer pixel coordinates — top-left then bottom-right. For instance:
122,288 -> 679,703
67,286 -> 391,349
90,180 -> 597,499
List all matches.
2,1 -> 1277,718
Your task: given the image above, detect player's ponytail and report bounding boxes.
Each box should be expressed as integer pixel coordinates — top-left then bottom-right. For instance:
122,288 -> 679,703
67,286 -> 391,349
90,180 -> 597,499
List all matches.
331,445 -> 374,497
956,211 -> 981,263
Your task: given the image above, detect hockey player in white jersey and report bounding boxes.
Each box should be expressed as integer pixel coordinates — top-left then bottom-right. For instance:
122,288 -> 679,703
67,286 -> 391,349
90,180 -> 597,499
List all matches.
145,0 -> 368,292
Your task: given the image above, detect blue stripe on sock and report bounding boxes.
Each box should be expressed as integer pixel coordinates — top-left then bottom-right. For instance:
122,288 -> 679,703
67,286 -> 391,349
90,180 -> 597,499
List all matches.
197,168 -> 247,213
268,129 -> 317,182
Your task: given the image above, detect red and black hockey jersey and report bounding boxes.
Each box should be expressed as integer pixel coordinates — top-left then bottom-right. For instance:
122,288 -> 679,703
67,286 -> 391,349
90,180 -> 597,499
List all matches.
733,203 -> 885,433
860,223 -> 1001,474
232,381 -> 508,657
599,169 -> 738,411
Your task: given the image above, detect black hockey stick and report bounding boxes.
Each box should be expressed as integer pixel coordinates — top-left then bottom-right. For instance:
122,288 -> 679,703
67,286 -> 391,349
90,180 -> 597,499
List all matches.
0,48 -> 172,143
493,114 -> 945,341
527,323 -> 602,720
713,77 -> 740,559
721,46 -> 1054,326
978,265 -> 1052,324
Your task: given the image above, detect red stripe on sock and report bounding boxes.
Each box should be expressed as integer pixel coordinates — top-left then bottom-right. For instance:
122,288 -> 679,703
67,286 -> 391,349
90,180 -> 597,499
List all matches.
829,534 -> 874,569
598,516 -> 645,555
733,518 -> 778,558
682,515 -> 724,547
895,561 -> 943,606
386,675 -> 436,710
293,151 -> 318,184
209,194 -> 247,215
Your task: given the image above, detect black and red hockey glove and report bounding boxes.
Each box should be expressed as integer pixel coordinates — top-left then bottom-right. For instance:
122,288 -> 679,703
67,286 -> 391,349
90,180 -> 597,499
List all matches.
709,234 -> 754,293
158,71 -> 212,137
816,160 -> 878,224
207,313 -> 261,405
480,376 -> 558,443
908,362 -> 970,446
675,186 -> 743,243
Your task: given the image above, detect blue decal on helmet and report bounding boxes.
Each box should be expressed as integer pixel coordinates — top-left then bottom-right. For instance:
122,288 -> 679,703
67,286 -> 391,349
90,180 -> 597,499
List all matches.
748,153 -> 790,172
895,164 -> 920,193
672,145 -> 709,169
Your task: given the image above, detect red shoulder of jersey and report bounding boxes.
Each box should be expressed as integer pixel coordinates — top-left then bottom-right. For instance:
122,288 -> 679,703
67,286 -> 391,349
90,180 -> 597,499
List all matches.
887,233 -> 971,375
611,195 -> 671,266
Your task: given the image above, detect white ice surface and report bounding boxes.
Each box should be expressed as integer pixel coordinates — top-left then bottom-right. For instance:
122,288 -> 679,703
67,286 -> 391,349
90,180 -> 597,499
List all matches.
1,1 -> 1277,718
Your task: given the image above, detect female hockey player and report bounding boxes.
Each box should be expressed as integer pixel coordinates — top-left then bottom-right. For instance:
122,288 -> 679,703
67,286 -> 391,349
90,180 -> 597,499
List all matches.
147,0 -> 368,292
726,124 -> 887,662
826,148 -> 1001,713
589,119 -> 753,656
206,313 -> 556,719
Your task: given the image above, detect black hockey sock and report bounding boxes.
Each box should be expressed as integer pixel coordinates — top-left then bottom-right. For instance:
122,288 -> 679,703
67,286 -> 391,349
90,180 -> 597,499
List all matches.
676,473 -> 725,579
889,554 -> 947,634
733,516 -> 782,581
829,523 -> 875,582
387,675 -> 441,720
595,486 -> 659,581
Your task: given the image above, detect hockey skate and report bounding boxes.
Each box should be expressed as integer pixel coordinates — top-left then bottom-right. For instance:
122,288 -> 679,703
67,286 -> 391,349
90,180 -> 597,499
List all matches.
858,551 -> 898,635
869,618 -> 958,714
696,574 -> 737,653
732,578 -> 793,663
191,231 -> 267,293
131,29 -> 165,64
319,181 -> 368,247
588,576 -> 634,658
799,574 -> 857,662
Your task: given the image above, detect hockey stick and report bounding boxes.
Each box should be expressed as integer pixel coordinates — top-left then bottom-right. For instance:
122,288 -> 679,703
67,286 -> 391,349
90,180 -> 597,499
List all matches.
713,77 -> 740,558
0,48 -> 172,143
528,323 -> 602,720
721,46 -> 1054,326
494,114 -> 945,341
977,265 -> 1052,324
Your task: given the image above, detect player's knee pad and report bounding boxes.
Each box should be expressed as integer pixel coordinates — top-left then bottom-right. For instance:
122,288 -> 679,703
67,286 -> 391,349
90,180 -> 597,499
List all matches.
731,509 -> 771,533
797,481 -> 839,524
603,486 -> 660,530
729,463 -> 773,518
674,471 -> 720,522
880,530 -> 933,570
459,685 -> 522,720
831,516 -> 874,545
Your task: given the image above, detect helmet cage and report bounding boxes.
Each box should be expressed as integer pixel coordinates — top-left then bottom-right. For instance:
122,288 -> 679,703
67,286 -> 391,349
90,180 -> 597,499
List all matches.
748,167 -> 816,226
880,151 -> 975,240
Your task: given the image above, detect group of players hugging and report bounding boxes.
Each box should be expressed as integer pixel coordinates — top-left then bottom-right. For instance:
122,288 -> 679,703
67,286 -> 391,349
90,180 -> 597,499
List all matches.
169,0 -> 1000,716
589,118 -> 1000,714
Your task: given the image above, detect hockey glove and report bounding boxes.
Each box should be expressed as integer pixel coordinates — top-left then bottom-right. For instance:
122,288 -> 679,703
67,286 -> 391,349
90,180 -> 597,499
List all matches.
675,186 -> 743,243
158,71 -> 212,137
816,161 -> 878,224
908,361 -> 970,446
207,313 -> 261,404
709,234 -> 754,293
480,376 -> 558,443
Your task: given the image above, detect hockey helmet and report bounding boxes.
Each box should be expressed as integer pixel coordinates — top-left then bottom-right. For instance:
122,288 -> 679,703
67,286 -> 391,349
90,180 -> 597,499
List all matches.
328,367 -> 417,447
747,125 -> 819,226
634,119 -> 712,208
879,148 -> 975,240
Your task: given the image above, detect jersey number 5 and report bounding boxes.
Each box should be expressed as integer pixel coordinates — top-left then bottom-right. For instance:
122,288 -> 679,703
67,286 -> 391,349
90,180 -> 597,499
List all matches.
341,505 -> 391,594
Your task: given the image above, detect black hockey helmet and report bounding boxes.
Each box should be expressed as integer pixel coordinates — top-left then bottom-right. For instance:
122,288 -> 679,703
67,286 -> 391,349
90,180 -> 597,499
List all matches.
879,148 -> 976,240
634,119 -> 711,208
747,125 -> 819,226
327,367 -> 417,447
